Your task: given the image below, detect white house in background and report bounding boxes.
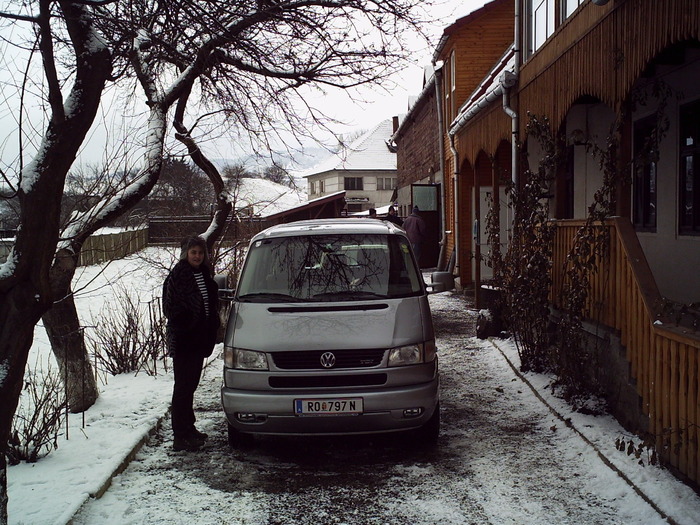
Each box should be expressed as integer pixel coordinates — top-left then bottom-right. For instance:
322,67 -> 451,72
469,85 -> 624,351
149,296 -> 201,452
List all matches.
303,119 -> 397,214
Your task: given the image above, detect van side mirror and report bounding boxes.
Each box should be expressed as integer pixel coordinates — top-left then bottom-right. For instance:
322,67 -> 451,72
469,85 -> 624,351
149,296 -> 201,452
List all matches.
215,273 -> 236,302
426,282 -> 446,293
426,271 -> 454,293
218,288 -> 236,302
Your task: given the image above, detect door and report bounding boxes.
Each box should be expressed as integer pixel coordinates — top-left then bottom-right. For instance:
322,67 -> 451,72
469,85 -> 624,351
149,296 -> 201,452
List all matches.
411,184 -> 441,269
474,186 -> 510,281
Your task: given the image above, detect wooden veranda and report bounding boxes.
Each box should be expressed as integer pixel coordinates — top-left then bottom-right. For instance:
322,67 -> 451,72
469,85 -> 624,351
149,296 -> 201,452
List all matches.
551,217 -> 699,486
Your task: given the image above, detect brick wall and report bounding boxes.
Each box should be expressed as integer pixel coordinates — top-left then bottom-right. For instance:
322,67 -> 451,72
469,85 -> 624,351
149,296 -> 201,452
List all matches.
395,89 -> 441,188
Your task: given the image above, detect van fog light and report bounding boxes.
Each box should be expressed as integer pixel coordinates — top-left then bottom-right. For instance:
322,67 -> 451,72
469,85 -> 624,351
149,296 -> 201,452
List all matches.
236,412 -> 266,423
403,408 -> 423,418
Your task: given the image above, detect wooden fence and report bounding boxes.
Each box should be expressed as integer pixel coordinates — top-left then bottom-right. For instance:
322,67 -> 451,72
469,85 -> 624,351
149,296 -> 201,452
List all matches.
0,239 -> 11,263
147,215 -> 265,245
78,228 -> 149,266
551,218 -> 699,486
1,229 -> 149,266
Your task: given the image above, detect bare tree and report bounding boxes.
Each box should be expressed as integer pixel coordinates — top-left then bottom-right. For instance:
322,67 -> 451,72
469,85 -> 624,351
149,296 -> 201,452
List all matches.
0,2 -> 112,521
0,0 -> 433,521
263,164 -> 292,187
152,158 -> 215,215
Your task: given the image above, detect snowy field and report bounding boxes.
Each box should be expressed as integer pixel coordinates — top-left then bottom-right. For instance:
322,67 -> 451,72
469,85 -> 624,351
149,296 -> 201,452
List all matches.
7,248 -> 700,525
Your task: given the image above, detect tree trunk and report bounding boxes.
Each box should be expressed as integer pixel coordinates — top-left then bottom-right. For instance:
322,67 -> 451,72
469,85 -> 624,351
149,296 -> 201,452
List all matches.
1,453 -> 7,525
42,249 -> 98,412
0,283 -> 51,525
42,301 -> 99,413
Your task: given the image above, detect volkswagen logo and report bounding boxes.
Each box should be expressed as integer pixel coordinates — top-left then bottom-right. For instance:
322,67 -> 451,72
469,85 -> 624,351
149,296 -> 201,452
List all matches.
319,352 -> 336,368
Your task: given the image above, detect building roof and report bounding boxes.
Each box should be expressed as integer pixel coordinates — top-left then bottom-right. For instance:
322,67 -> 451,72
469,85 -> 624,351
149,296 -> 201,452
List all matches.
433,0 -> 508,62
303,119 -> 397,177
391,71 -> 437,144
262,191 -> 347,223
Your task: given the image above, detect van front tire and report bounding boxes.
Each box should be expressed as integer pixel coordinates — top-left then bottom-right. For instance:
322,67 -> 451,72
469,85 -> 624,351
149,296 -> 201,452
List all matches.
415,402 -> 440,444
227,422 -> 254,448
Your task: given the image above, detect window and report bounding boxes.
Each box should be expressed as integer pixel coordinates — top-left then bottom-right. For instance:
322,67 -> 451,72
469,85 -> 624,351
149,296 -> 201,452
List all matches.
563,0 -> 584,18
344,177 -> 363,191
377,177 -> 396,191
450,50 -> 456,120
633,116 -> 658,231
531,0 -> 555,52
236,234 -> 423,300
525,0 -> 583,58
309,181 -> 316,195
680,99 -> 700,234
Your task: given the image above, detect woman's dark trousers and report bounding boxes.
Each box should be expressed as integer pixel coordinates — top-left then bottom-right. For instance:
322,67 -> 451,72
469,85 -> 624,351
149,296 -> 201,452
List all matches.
171,351 -> 204,438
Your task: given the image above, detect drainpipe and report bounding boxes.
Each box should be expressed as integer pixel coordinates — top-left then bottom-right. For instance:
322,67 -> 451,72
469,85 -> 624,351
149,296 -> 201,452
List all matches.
449,133 -> 460,277
505,0 -> 522,195
434,63 -> 449,272
501,71 -> 518,190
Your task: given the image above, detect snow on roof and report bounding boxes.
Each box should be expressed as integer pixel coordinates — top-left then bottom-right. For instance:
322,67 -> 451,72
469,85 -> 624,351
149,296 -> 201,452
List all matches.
234,177 -> 306,217
302,119 -> 396,177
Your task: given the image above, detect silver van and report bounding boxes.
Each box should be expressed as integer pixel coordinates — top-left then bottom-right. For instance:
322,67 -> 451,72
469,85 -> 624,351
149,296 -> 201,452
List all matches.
220,218 -> 439,445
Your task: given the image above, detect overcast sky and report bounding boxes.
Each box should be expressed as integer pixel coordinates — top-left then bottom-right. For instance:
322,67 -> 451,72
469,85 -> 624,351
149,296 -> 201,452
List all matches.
0,1 -> 490,173
316,0 -> 490,130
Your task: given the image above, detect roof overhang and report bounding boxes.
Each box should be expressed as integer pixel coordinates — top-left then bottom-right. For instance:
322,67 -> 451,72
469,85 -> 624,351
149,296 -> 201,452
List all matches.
263,191 -> 346,223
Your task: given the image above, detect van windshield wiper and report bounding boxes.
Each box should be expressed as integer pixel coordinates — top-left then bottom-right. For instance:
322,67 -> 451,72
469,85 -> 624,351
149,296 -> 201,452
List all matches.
311,290 -> 387,301
238,292 -> 302,303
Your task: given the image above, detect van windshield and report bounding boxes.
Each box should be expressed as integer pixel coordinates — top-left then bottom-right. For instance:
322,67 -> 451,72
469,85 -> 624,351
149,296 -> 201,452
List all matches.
237,234 -> 423,302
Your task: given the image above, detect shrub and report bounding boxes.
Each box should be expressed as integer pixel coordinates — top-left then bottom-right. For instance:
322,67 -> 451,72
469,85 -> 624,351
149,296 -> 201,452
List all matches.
7,361 -> 65,464
86,284 -> 167,376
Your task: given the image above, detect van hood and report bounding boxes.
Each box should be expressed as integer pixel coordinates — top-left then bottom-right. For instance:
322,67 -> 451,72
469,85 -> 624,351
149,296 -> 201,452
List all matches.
228,298 -> 430,352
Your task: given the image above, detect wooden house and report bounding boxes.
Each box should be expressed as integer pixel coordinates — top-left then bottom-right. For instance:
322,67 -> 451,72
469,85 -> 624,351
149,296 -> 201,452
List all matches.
399,0 -> 700,487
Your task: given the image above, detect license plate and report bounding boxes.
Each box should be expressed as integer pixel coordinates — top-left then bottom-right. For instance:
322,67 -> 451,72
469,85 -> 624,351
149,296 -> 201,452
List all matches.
294,398 -> 363,416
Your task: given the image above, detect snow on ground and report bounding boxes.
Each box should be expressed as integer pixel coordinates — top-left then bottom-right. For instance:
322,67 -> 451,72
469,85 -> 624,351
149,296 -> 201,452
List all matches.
7,249 -> 700,525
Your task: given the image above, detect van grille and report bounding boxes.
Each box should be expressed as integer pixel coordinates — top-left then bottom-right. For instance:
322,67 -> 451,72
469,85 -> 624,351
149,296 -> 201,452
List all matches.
269,373 -> 387,388
271,349 -> 385,370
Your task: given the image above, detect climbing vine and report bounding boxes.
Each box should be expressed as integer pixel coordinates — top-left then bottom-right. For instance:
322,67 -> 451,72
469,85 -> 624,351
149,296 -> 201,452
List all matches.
486,80 -> 677,398
487,112 -> 560,373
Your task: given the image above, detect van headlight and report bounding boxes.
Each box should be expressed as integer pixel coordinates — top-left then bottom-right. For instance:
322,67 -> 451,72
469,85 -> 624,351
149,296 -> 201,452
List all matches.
389,339 -> 437,366
388,344 -> 421,366
225,347 -> 269,370
388,340 -> 436,367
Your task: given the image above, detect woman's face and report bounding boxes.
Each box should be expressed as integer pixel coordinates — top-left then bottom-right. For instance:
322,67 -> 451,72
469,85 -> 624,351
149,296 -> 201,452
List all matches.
187,246 -> 205,269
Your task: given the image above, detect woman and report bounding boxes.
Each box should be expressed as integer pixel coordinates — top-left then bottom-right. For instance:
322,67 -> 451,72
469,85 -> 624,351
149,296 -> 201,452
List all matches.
163,235 -> 220,451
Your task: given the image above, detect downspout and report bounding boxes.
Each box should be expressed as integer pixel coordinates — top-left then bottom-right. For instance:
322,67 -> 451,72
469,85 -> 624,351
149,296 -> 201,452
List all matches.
502,73 -> 518,190
434,63 -> 449,272
504,0 -> 521,194
449,132 -> 460,277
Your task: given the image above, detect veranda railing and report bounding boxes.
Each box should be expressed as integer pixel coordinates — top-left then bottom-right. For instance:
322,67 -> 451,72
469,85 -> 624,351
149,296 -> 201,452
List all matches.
551,218 -> 699,486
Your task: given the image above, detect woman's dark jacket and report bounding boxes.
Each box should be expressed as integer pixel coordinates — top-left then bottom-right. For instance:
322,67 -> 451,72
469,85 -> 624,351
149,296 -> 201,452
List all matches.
163,260 -> 220,358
